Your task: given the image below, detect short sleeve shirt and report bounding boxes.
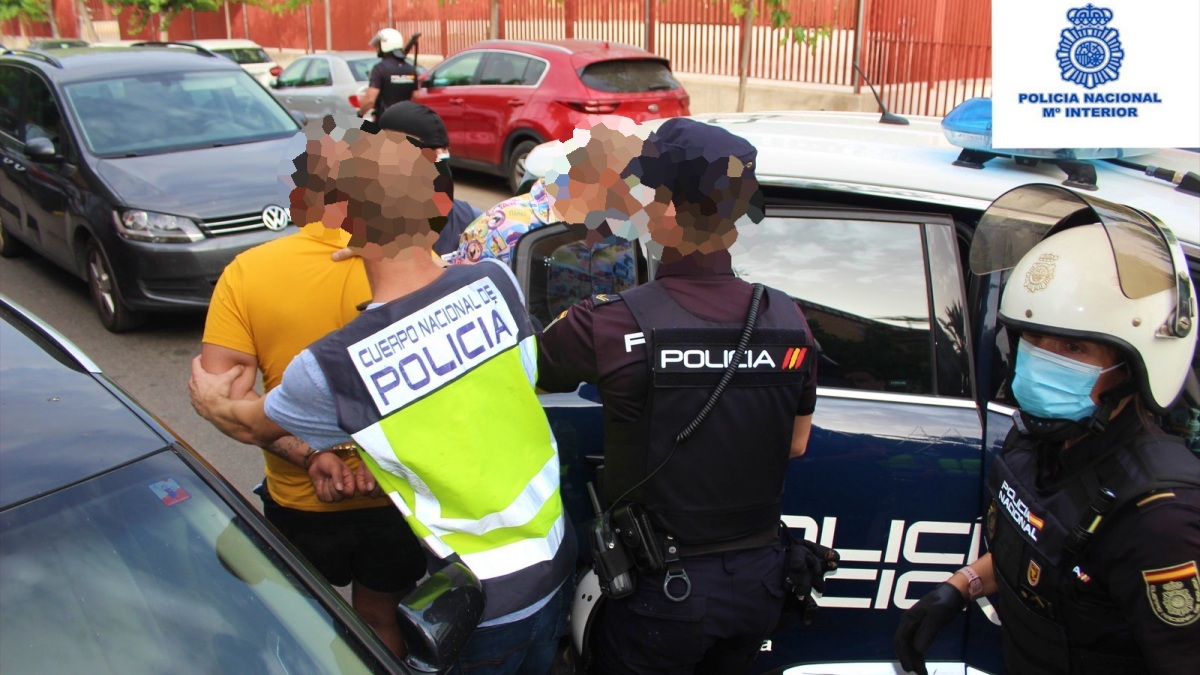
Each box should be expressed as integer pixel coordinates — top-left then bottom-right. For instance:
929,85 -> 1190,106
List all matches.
369,55 -> 418,118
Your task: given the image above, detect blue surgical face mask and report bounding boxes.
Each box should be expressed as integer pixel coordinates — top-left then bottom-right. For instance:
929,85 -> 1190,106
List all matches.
1011,339 -> 1122,421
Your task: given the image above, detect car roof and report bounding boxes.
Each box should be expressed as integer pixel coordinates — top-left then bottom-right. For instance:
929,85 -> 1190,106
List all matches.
311,51 -> 378,60
180,39 -> 265,49
688,111 -> 1200,246
0,297 -> 170,510
467,39 -> 665,63
0,46 -> 243,82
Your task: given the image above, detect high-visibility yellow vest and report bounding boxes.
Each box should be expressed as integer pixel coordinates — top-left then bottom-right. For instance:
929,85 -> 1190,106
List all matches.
310,262 -> 573,620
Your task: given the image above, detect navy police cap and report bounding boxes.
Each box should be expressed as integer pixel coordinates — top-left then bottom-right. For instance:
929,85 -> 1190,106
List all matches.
627,118 -> 764,223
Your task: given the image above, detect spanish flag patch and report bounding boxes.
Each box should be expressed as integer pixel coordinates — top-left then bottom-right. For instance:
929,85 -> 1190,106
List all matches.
1142,561 -> 1200,626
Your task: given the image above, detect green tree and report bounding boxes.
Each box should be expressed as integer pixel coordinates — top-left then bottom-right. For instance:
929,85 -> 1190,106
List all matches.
103,0 -> 220,37
1,0 -> 51,40
728,0 -> 832,112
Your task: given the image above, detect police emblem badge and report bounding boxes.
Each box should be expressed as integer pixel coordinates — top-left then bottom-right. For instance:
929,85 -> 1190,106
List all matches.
1027,560 -> 1042,587
1057,4 -> 1124,90
1024,253 -> 1058,293
1142,562 -> 1200,626
986,501 -> 998,542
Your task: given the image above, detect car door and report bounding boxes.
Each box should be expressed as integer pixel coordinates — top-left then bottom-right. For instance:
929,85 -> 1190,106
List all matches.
270,58 -> 311,113
514,208 -> 992,672
0,65 -> 29,247
413,52 -> 485,158
293,58 -> 334,117
461,51 -> 543,166
12,70 -> 82,271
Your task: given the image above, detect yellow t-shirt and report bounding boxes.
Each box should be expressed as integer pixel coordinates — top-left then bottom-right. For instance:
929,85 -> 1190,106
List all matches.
203,223 -> 389,512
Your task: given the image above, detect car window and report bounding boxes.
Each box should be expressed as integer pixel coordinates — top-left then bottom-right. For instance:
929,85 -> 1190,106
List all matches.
580,59 -> 680,93
215,47 -> 271,65
0,66 -> 25,138
732,215 -> 934,394
347,57 -> 379,82
0,452 -> 380,674
23,74 -> 65,149
302,59 -> 332,86
430,52 -> 484,87
275,59 -> 308,88
479,53 -> 534,86
523,59 -> 547,86
518,226 -> 644,328
63,71 -> 299,157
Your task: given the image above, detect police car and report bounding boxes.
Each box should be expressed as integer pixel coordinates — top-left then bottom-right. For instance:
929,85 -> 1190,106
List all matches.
515,101 -> 1200,674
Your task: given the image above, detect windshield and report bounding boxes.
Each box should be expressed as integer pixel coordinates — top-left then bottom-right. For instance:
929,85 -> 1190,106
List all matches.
216,47 -> 271,65
0,452 -> 381,674
348,57 -> 380,82
63,70 -> 299,157
580,60 -> 680,93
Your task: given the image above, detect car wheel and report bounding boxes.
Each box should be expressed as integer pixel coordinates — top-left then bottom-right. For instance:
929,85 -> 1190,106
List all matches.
507,140 -> 539,194
86,239 -> 145,333
0,223 -> 28,258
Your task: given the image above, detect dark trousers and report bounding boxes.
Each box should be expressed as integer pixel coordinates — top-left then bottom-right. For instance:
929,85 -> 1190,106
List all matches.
592,545 -> 788,675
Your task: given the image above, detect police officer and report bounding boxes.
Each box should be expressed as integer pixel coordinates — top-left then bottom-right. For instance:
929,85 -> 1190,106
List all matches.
359,28 -> 418,123
894,184 -> 1200,675
538,118 -> 827,674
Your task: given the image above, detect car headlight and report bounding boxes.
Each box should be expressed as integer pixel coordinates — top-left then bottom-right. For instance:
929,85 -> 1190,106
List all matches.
113,209 -> 204,243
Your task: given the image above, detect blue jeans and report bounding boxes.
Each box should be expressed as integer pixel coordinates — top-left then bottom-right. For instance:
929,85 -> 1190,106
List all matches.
447,577 -> 574,675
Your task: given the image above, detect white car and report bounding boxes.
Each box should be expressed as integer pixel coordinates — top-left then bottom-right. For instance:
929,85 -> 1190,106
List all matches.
179,39 -> 281,86
518,103 -> 1198,675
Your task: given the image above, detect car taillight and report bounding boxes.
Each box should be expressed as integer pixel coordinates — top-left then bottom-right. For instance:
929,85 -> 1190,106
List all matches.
564,100 -> 620,114
269,65 -> 282,77
349,94 -> 360,108
680,94 -> 690,109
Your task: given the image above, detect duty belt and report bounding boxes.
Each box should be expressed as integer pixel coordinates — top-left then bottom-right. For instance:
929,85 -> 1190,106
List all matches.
670,526 -> 781,558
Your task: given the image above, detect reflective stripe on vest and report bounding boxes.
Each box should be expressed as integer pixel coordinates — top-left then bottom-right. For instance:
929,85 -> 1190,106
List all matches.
310,262 -> 572,619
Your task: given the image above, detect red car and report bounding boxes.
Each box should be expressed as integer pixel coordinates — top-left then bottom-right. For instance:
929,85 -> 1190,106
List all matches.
413,39 -> 690,191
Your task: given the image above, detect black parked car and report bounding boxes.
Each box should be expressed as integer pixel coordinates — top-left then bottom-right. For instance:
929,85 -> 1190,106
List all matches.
0,294 -> 412,672
0,44 -> 302,331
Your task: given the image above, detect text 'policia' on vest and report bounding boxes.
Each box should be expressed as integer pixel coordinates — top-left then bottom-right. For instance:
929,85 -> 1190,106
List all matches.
598,282 -> 813,545
310,261 -> 575,622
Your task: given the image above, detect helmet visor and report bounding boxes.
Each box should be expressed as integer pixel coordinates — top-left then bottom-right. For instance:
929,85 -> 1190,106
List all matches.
969,183 -> 1178,301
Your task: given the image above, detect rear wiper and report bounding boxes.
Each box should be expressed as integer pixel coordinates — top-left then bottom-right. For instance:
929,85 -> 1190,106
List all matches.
648,84 -> 673,91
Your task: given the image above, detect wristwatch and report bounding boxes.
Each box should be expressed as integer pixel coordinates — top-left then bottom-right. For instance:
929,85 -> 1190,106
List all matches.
957,565 -> 984,600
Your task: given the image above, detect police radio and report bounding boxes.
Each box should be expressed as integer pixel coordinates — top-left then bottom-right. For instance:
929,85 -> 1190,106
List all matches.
588,482 -> 635,599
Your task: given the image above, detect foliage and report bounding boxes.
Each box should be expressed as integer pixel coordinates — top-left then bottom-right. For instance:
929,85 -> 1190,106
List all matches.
0,0 -> 50,24
102,0 -> 222,31
728,0 -> 832,50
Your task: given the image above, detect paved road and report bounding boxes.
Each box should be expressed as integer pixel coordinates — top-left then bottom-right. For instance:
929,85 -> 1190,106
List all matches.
0,169 -> 509,506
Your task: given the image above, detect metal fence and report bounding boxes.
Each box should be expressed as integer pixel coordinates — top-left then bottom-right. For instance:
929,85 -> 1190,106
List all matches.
3,0 -> 991,117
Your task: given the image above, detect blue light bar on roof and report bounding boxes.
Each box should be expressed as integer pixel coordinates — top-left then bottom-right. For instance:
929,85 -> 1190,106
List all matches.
941,98 -> 1151,161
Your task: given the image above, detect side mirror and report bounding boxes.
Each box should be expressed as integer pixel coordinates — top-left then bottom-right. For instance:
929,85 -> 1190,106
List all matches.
290,110 -> 308,126
395,561 -> 484,673
420,78 -> 434,90
25,136 -> 62,163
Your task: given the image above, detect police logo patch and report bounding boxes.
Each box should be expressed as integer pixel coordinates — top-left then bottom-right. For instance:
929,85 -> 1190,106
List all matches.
986,502 -> 998,541
1027,560 -> 1042,587
1142,562 -> 1200,626
1024,253 -> 1058,293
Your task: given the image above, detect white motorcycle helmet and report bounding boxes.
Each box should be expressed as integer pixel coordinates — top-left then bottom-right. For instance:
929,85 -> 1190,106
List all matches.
971,184 -> 1197,414
369,28 -> 407,55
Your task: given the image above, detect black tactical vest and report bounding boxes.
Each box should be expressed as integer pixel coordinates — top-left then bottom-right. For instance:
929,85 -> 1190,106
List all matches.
986,414 -> 1200,674
598,281 -> 813,545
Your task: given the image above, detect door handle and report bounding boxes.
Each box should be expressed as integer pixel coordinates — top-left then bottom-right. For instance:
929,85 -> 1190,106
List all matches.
314,98 -> 323,103
449,97 -> 465,105
507,99 -> 525,107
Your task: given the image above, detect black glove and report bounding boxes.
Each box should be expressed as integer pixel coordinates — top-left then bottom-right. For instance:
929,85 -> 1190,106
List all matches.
893,582 -> 967,675
784,539 -> 840,626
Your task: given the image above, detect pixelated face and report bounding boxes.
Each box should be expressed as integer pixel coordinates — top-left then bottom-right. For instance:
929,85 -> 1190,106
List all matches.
543,118 -> 654,243
286,120 -> 451,259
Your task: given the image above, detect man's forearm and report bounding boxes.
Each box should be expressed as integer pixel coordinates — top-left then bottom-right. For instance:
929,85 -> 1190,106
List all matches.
265,435 -> 315,468
207,396 -> 287,447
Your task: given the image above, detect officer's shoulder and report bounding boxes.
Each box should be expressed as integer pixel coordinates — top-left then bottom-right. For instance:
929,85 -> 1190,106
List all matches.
591,293 -> 624,307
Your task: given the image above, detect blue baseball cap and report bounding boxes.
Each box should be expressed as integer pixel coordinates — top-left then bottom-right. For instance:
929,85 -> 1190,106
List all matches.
626,118 -> 765,224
